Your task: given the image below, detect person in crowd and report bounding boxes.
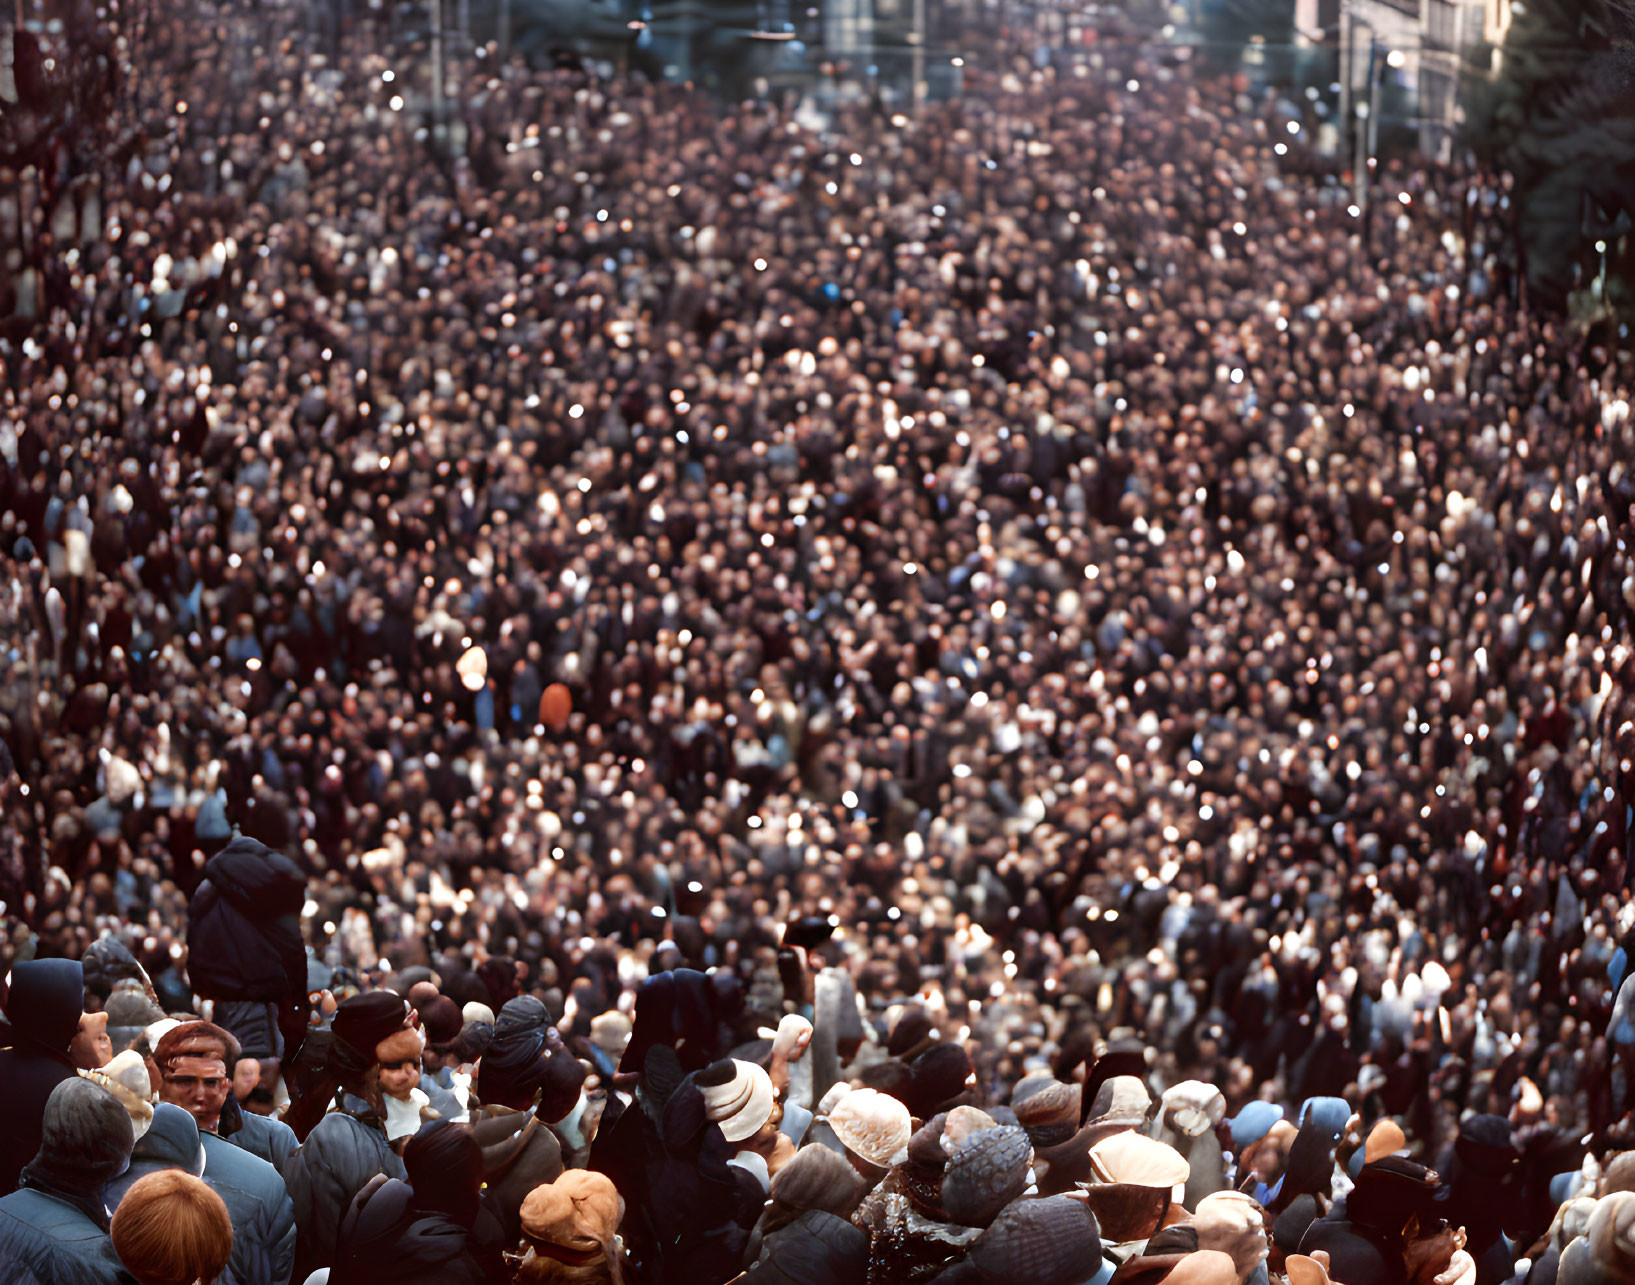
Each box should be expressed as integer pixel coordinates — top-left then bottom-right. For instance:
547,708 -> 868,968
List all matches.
330,1120 -> 508,1284
1,0 -> 1635,1283
0,958 -> 96,1195
0,1077 -> 137,1284
110,1170 -> 234,1285
152,1021 -> 298,1174
185,835 -> 313,1079
107,1100 -> 290,1285
151,1023 -> 297,1284
283,992 -> 415,1278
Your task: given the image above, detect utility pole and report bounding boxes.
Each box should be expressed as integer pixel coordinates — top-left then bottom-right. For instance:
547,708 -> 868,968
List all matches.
1353,35 -> 1375,213
1338,0 -> 1350,135
431,0 -> 445,148
911,0 -> 925,112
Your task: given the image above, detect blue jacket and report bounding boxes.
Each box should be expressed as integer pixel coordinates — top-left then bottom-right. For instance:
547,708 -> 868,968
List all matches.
220,1094 -> 300,1173
201,1128 -> 298,1285
285,1098 -> 406,1278
0,1185 -> 135,1285
106,1104 -> 296,1285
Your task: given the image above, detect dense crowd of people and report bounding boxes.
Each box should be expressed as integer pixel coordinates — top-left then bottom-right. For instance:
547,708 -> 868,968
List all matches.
4,0 -> 1635,1280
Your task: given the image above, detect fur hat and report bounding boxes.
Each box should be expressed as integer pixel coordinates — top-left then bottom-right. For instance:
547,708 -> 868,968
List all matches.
331,992 -> 412,1065
153,1021 -> 241,1072
85,1049 -> 155,1142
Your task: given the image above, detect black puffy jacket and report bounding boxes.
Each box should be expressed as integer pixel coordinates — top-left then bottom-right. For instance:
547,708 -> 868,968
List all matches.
331,1176 -> 506,1285
285,1098 -> 407,1280
186,836 -> 307,1004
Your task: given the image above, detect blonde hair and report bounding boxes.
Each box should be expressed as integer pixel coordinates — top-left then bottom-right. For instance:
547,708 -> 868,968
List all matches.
111,1171 -> 233,1285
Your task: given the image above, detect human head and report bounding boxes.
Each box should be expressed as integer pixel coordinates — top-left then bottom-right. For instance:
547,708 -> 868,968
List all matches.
519,1169 -> 624,1269
96,1049 -> 158,1142
153,1023 -> 242,1132
231,1058 -> 262,1103
71,1010 -> 114,1070
377,1025 -> 427,1101
404,1121 -> 486,1229
475,1030 -> 553,1110
33,1076 -> 135,1191
418,996 -> 464,1071
330,991 -> 414,1076
2,958 -> 86,1058
111,1171 -> 233,1285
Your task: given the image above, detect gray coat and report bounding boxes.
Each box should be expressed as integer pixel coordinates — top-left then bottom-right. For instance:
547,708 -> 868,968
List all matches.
284,1099 -> 406,1277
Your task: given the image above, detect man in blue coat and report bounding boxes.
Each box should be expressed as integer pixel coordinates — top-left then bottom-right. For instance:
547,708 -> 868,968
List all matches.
151,1022 -> 298,1284
107,1102 -> 297,1285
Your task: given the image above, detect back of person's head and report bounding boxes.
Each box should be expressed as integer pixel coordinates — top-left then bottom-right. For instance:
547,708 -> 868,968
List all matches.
35,1076 -> 134,1188
111,1170 -> 233,1285
537,1047 -> 589,1122
1,958 -> 85,1056
404,1120 -> 486,1228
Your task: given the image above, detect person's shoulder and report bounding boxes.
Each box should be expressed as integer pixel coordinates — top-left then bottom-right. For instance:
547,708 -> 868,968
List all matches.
0,1188 -> 105,1240
238,1109 -> 299,1150
201,1129 -> 287,1198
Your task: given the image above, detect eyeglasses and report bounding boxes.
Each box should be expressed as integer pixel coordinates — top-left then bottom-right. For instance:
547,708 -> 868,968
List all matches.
164,1074 -> 228,1091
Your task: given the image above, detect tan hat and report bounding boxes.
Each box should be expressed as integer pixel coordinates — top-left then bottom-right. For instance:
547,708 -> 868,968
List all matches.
1088,1075 -> 1153,1129
520,1170 -> 623,1265
1285,1254 -> 1334,1285
772,1014 -> 814,1061
375,1025 -> 426,1066
1165,1250 -> 1242,1285
702,1060 -> 775,1143
828,1087 -> 912,1167
83,1050 -> 155,1142
1088,1132 -> 1191,1189
1160,1081 -> 1227,1138
590,1012 -> 633,1059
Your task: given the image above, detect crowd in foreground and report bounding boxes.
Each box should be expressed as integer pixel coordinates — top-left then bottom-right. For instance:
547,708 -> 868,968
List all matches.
4,0 -> 1635,1279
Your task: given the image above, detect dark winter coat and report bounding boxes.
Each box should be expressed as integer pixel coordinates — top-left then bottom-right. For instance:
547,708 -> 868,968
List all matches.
186,836 -> 307,1006
0,959 -> 84,1196
105,1102 -> 297,1285
0,1185 -> 136,1285
285,1097 -> 407,1279
330,1175 -> 506,1285
205,1125 -> 298,1285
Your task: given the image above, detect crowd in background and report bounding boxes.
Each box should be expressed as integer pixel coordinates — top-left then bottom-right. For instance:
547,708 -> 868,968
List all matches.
4,0 -> 1635,1280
